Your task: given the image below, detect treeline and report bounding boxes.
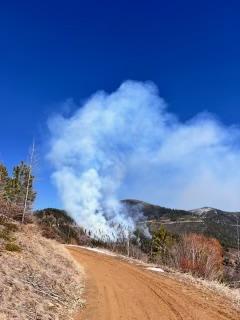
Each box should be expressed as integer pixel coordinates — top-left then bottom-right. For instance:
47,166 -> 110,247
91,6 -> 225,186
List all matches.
84,224 -> 240,284
91,225 -> 223,280
0,161 -> 36,221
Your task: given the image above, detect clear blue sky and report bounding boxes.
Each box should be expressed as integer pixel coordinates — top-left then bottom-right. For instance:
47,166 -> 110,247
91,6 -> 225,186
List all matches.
1,0 -> 240,208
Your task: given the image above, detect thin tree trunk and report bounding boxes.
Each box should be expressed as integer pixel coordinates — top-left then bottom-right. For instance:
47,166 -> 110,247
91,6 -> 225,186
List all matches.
22,141 -> 35,223
237,216 -> 240,259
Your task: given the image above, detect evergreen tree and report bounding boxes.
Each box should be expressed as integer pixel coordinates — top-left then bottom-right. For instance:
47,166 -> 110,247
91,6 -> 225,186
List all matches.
0,163 -> 9,198
151,225 -> 175,263
1,161 -> 36,212
11,161 -> 36,211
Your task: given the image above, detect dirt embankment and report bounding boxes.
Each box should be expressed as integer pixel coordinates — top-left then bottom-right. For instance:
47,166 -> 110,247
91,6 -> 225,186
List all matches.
69,247 -> 240,320
0,225 -> 84,320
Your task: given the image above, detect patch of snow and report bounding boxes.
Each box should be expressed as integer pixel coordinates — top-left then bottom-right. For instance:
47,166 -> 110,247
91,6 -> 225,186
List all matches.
146,267 -> 164,273
68,245 -> 166,273
67,245 -> 117,257
190,207 -> 214,215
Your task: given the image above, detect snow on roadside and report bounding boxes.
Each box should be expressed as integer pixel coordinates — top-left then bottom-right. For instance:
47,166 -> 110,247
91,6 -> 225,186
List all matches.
146,267 -> 164,273
67,245 -> 117,256
67,245 -> 165,273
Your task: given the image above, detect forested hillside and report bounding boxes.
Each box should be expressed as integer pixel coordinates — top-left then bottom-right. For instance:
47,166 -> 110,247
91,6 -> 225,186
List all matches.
123,199 -> 240,249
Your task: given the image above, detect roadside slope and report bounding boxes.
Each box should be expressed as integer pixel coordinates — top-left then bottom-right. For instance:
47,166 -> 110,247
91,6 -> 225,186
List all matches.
69,247 -> 239,320
0,224 -> 84,320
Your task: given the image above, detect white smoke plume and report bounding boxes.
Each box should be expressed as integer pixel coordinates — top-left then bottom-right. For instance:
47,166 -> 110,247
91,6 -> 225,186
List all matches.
48,80 -> 240,235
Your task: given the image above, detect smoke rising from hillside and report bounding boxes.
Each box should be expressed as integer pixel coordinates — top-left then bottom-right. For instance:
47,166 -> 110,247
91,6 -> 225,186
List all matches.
48,80 -> 240,234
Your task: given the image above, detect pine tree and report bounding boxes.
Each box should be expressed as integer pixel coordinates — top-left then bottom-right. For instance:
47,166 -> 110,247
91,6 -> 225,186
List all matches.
0,160 -> 36,220
3,161 -> 36,214
12,161 -> 36,211
151,225 -> 174,263
0,163 -> 9,199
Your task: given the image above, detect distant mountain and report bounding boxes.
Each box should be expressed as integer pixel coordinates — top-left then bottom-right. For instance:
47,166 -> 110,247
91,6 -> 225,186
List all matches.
122,199 -> 240,249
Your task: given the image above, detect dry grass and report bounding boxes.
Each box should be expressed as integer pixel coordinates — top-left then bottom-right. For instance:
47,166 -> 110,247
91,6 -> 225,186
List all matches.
168,269 -> 240,311
0,224 -> 84,320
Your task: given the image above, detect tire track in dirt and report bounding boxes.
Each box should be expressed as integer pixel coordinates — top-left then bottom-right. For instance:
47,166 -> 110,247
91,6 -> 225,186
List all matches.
126,266 -> 237,320
68,247 -> 240,320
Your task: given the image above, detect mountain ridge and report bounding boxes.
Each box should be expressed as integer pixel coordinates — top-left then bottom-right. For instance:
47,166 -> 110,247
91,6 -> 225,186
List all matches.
122,199 -> 240,249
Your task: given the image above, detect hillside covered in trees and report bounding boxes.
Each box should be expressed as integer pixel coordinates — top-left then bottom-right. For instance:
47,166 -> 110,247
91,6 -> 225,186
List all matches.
123,199 -> 240,249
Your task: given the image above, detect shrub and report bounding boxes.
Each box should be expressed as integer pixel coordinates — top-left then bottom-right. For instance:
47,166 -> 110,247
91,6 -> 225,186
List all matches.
0,229 -> 11,241
5,242 -> 21,252
173,233 -> 223,280
3,222 -> 18,232
0,197 -> 21,219
41,225 -> 60,240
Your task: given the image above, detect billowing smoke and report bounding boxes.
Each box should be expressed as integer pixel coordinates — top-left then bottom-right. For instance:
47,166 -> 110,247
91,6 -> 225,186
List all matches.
48,80 -> 240,235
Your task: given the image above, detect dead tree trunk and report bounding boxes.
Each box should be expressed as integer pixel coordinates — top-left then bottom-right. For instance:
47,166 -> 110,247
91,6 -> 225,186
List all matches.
22,141 -> 35,224
237,216 -> 240,259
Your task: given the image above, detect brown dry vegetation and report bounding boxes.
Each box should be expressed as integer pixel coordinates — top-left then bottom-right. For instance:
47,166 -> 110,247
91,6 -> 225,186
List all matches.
172,233 -> 224,280
0,198 -> 23,221
0,223 -> 84,320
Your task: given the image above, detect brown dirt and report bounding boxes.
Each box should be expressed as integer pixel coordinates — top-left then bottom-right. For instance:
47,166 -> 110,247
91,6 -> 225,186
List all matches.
68,247 -> 240,320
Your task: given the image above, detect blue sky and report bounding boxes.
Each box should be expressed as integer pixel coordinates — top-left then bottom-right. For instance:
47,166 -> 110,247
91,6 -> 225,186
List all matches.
1,1 -> 240,209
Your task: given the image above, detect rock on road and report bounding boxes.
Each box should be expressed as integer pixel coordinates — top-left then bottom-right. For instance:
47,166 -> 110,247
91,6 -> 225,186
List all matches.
68,247 -> 239,320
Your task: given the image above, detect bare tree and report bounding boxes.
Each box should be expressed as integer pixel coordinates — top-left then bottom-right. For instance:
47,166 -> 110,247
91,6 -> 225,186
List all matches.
237,215 -> 240,259
22,141 -> 35,223
126,232 -> 130,257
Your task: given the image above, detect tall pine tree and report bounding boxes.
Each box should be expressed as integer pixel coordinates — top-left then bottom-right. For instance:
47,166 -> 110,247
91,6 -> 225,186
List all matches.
0,163 -> 8,199
11,161 -> 36,211
0,161 -> 36,211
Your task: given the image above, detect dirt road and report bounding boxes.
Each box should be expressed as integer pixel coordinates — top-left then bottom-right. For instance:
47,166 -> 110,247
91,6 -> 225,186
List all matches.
68,247 -> 239,320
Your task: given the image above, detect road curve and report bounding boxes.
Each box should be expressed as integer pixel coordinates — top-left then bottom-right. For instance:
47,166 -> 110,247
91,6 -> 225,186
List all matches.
68,247 -> 239,320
